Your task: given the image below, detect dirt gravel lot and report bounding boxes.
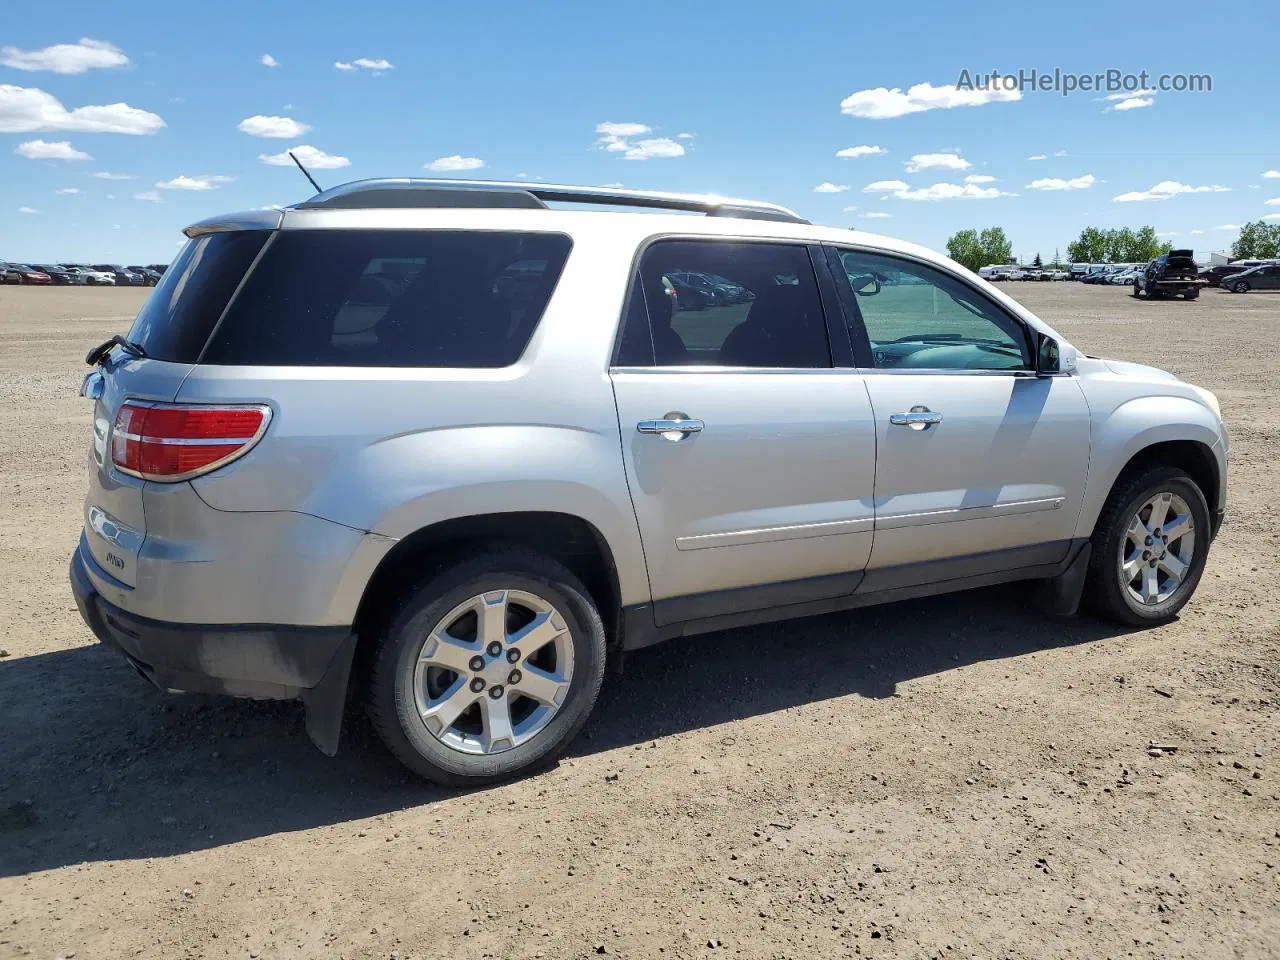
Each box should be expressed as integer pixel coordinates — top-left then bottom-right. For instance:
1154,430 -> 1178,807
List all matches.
1,283 -> 1277,960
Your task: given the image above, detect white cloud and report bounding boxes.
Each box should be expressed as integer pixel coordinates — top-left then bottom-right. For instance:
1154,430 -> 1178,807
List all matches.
259,144 -> 351,169
598,182 -> 625,188
677,132 -> 695,140
55,187 -> 80,195
622,138 -> 684,160
335,57 -> 393,72
892,182 -> 1013,201
836,144 -> 885,159
156,174 -> 235,191
1113,180 -> 1232,202
0,85 -> 165,134
1266,197 -> 1280,207
15,138 -> 91,160
1027,154 -> 1047,161
105,193 -> 114,200
133,190 -> 161,202
1104,90 -> 1156,101
594,122 -> 684,161
18,206 -> 38,214
426,155 -> 485,172
1027,174 -> 1096,191
842,205 -> 858,212
861,211 -> 892,218
905,152 -> 970,173
1213,224 -> 1240,231
964,174 -> 996,184
0,38 -> 128,75
1263,170 -> 1280,179
1110,96 -> 1154,112
260,54 -> 279,68
814,182 -> 849,193
863,179 -> 910,193
1053,149 -> 1069,157
1156,231 -> 1178,237
238,115 -> 311,138
1189,229 -> 1204,235
92,171 -> 133,180
1264,213 -> 1280,221
840,81 -> 1019,119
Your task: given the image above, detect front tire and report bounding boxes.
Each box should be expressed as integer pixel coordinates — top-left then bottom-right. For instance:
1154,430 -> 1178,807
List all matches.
1085,466 -> 1211,626
1232,280 -> 1250,293
365,547 -> 607,786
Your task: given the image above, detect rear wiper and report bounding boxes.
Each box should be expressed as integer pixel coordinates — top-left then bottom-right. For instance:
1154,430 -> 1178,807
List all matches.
85,335 -> 147,366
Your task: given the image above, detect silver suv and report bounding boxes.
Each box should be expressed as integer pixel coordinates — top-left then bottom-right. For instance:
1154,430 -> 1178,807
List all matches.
71,179 -> 1227,785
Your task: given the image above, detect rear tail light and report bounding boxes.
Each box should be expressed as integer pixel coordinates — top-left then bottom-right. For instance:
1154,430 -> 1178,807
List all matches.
111,402 -> 271,482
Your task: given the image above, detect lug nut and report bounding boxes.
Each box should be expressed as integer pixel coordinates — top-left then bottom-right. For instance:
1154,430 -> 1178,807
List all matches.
508,669 -> 522,685
470,678 -> 485,693
469,656 -> 485,672
1143,550 -> 1151,560
488,685 -> 504,699
1162,535 -> 1168,544
1144,536 -> 1153,546
506,648 -> 520,663
1149,559 -> 1158,568
1154,528 -> 1162,537
487,641 -> 502,657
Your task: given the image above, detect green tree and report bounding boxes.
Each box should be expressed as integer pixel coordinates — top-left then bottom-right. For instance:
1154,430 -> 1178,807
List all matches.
1067,226 -> 1107,264
1232,221 -> 1280,259
1032,252 -> 1043,267
945,226 -> 1014,272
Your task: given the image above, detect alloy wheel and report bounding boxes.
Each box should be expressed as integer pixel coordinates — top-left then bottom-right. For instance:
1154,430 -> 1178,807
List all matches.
1119,492 -> 1196,606
412,589 -> 574,755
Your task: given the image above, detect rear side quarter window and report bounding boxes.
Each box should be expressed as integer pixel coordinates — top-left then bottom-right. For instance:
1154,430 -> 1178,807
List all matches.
201,230 -> 572,368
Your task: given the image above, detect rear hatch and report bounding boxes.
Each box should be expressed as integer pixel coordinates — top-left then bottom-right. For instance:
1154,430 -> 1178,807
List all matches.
1162,249 -> 1198,281
80,228 -> 271,587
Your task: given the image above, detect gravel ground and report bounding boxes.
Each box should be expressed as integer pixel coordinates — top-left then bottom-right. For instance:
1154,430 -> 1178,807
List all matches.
0,283 -> 1277,960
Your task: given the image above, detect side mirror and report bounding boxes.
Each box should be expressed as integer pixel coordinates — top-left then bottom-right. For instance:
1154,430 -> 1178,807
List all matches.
1036,333 -> 1061,375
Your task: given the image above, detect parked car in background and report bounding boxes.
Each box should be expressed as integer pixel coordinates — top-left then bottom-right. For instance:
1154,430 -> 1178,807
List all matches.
70,178 -> 1227,786
3,263 -> 53,284
63,265 -> 116,286
93,264 -> 145,286
1111,268 -> 1143,285
0,262 -> 17,284
1135,250 -> 1200,300
1069,263 -> 1091,279
1199,262 -> 1271,287
1045,269 -> 1070,281
146,263 -> 169,276
127,265 -> 162,286
1221,263 -> 1280,293
34,264 -> 82,285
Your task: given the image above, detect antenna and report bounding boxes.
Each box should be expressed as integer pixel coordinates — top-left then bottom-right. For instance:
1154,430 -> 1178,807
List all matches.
288,151 -> 322,194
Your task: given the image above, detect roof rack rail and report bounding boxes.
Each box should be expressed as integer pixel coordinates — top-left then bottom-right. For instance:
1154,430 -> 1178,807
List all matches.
292,178 -> 810,224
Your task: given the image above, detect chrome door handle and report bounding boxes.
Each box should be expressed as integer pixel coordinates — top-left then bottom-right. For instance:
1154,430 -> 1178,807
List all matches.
637,416 -> 704,440
889,406 -> 943,431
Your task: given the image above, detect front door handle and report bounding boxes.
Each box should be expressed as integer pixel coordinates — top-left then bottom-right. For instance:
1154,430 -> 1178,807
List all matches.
637,415 -> 704,441
889,406 -> 943,431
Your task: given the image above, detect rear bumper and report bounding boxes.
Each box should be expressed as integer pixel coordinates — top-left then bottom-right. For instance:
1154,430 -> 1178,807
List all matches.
71,543 -> 356,754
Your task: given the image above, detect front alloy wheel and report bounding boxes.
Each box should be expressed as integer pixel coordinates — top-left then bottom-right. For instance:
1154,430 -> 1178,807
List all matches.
1119,492 -> 1196,606
1233,280 -> 1250,293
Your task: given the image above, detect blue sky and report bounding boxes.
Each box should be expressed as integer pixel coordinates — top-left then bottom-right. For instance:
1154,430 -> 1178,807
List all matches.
3,0 -> 1278,264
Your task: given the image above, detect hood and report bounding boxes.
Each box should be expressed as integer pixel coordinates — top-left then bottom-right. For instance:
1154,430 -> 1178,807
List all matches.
1100,357 -> 1179,381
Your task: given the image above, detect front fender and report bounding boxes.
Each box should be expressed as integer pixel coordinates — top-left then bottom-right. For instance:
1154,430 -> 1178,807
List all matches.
1074,394 -> 1226,539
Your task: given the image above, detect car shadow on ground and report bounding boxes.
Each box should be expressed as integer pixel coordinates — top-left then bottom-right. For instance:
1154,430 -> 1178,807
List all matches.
0,584 -> 1133,877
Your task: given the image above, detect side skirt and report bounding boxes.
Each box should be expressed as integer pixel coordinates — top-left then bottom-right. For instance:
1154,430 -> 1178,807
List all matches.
621,538 -> 1088,651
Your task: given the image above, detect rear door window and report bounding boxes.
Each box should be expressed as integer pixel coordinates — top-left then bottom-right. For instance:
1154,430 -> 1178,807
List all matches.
627,240 -> 831,368
126,231 -> 270,362
202,230 -> 572,367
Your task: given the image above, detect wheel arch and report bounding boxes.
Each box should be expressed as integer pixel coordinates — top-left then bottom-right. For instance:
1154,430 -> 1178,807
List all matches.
352,511 -> 625,662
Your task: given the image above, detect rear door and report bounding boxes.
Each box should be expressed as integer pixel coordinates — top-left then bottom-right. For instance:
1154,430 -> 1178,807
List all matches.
78,230 -> 268,588
610,238 -> 878,626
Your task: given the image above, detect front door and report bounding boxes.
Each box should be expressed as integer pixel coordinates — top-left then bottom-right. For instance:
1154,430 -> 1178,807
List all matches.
828,247 -> 1092,587
611,239 -> 877,625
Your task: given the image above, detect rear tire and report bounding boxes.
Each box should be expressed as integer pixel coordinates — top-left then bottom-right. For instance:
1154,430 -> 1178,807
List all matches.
1084,466 -> 1211,626
365,546 -> 607,787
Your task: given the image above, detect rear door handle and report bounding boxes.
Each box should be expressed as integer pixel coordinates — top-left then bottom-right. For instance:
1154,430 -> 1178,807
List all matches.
889,407 -> 943,430
637,417 -> 704,440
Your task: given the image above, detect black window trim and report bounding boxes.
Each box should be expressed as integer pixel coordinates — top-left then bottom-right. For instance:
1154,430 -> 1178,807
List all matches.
608,234 -> 846,371
824,243 -> 1038,374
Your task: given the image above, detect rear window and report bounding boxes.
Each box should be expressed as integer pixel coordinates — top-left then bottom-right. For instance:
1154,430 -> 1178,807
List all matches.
201,230 -> 572,367
127,231 -> 269,362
